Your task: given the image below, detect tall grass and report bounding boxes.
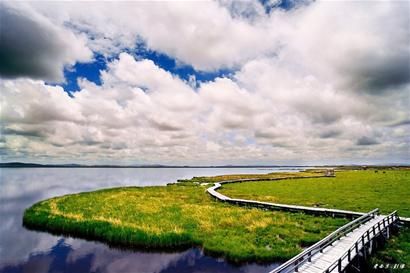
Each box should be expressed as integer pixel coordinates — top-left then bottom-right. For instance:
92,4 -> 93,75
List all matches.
23,171 -> 346,263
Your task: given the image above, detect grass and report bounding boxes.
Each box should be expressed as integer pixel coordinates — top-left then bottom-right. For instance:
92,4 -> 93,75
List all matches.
220,170 -> 410,216
370,227 -> 410,273
23,171 -> 347,263
219,169 -> 410,268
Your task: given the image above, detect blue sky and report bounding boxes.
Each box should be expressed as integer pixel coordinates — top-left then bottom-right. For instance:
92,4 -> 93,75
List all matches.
60,47 -> 235,93
60,53 -> 107,93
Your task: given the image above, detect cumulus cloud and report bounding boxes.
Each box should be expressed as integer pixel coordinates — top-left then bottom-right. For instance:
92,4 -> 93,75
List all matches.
278,1 -> 410,94
1,52 -> 409,164
16,1 -> 281,71
0,2 -> 92,81
4,1 -> 409,82
0,1 -> 409,164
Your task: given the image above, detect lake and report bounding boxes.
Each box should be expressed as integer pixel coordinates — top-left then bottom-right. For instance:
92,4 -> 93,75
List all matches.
0,167 -> 304,273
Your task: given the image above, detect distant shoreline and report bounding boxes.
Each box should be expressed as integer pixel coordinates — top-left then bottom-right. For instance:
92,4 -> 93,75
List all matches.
0,162 -> 310,168
1,162 -> 408,168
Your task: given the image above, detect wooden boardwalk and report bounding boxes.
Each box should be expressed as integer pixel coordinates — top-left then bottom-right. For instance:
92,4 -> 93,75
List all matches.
298,216 -> 384,273
206,177 -> 400,273
269,211 -> 398,273
207,182 -> 365,218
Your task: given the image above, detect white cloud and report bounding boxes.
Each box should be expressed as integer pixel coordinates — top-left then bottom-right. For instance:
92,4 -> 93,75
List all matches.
1,1 -> 409,164
1,52 -> 409,164
276,1 -> 410,93
4,1 -> 409,80
17,1 -> 280,71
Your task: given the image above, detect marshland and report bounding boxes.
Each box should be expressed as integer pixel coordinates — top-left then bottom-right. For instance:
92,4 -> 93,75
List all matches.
18,167 -> 410,272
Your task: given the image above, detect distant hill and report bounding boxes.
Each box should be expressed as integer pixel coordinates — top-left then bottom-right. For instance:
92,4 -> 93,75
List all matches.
0,162 -> 309,168
0,162 -> 82,168
1,162 -> 407,168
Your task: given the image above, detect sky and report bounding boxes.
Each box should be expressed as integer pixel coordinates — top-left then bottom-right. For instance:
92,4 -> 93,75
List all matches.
0,0 -> 409,165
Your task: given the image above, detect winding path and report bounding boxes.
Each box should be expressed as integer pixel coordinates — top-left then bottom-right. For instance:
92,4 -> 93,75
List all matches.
207,181 -> 364,219
206,174 -> 403,273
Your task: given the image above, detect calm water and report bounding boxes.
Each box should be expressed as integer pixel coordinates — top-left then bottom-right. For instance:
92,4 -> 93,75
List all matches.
0,167 -> 304,273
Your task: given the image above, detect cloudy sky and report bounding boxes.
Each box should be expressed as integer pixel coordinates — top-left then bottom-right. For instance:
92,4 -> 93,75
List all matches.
0,0 -> 409,165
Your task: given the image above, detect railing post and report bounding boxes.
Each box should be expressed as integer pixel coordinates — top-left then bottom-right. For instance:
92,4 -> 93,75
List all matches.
295,260 -> 299,272
355,241 -> 359,254
338,259 -> 342,272
362,236 -> 367,259
348,249 -> 351,261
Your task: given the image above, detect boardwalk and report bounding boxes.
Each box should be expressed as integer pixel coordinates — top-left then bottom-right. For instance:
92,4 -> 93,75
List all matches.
207,183 -> 365,218
207,177 -> 401,273
297,215 -> 387,273
270,211 -> 398,273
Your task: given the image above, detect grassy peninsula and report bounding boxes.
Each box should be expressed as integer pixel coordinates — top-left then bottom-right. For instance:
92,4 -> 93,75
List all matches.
23,169 -> 409,266
23,170 -> 345,263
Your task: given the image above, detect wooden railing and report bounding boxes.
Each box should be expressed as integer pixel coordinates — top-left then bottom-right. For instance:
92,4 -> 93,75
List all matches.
207,182 -> 365,218
268,208 -> 380,273
324,211 -> 398,273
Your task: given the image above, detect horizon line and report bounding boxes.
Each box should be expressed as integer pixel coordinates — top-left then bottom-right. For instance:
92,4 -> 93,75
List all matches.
1,162 -> 409,168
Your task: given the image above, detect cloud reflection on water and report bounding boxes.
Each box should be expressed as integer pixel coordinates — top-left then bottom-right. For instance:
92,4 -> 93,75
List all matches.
1,238 -> 277,273
0,168 -> 288,272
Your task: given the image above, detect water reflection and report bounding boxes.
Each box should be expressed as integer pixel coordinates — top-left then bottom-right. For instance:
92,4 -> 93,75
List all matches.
0,238 -> 277,273
0,168 -> 298,272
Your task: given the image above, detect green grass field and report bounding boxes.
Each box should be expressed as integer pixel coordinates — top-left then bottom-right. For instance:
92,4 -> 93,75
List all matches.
23,171 -> 346,263
220,170 -> 410,216
219,169 -> 410,270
